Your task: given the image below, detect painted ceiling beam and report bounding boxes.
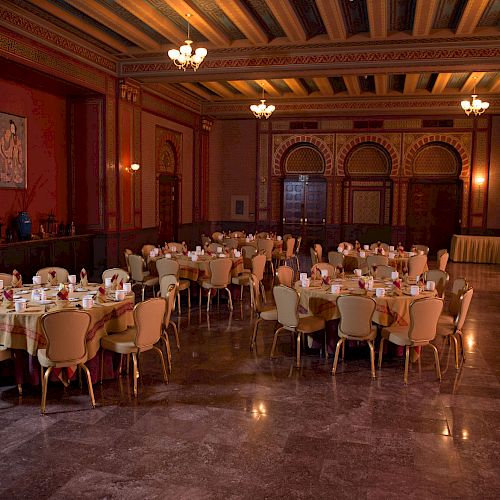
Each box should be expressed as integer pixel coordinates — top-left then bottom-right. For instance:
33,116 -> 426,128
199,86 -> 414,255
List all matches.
489,74 -> 500,93
313,77 -> 335,96
263,0 -> 307,42
200,81 -> 235,98
461,72 -> 486,93
283,78 -> 309,96
404,74 -> 420,94
164,0 -> 231,46
115,0 -> 185,44
227,80 -> 259,97
413,0 -> 439,36
431,73 -> 452,94
315,0 -> 347,40
66,0 -> 161,51
255,80 -> 282,97
215,0 -> 268,45
343,75 -> 361,96
374,74 -> 388,95
367,0 -> 388,39
456,0 -> 490,35
179,82 -> 215,100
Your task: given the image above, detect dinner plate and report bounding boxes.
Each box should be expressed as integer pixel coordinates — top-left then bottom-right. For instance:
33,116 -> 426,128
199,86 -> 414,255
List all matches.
14,290 -> 29,295
39,300 -> 53,305
75,287 -> 88,292
68,297 -> 79,302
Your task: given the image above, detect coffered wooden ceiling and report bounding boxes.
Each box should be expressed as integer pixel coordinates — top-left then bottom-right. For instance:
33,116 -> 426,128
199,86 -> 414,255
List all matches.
5,0 -> 500,116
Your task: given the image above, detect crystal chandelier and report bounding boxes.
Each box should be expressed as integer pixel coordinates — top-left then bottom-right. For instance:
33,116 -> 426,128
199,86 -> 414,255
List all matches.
250,86 -> 275,119
168,14 -> 207,71
461,78 -> 489,116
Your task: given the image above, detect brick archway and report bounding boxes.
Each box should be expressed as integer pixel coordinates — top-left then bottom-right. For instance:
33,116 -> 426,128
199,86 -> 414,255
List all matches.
404,134 -> 469,178
273,135 -> 333,176
337,135 -> 400,176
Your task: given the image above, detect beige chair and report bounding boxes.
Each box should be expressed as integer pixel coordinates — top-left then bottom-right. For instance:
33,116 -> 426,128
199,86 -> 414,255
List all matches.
338,242 -> 353,251
207,242 -> 223,253
199,258 -> 233,312
332,295 -> 377,379
167,242 -> 185,252
0,273 -> 13,286
310,247 -> 319,266
408,254 -> 427,277
314,243 -> 323,262
311,263 -> 336,279
100,298 -> 168,398
141,244 -> 156,260
38,310 -> 94,414
124,248 -> 133,274
379,298 -> 443,384
250,274 -> 278,350
129,254 -> 159,301
242,245 -> 257,270
275,237 -> 295,268
212,231 -> 224,242
232,267 -> 253,306
256,231 -> 269,239
328,251 -> 344,268
294,236 -> 302,273
251,253 -> 267,303
437,287 -> 473,369
425,269 -> 448,298
155,258 -> 190,313
102,268 -> 129,284
413,244 -> 430,255
370,242 -> 389,252
276,265 -> 294,287
438,251 -> 449,272
0,349 -> 22,395
366,255 -> 389,274
224,238 -> 238,250
374,265 -> 394,280
271,285 -> 326,367
436,248 -> 447,260
158,277 -> 180,372
449,277 -> 468,318
201,234 -> 211,247
36,267 -> 69,284
257,238 -> 275,275
231,231 -> 245,238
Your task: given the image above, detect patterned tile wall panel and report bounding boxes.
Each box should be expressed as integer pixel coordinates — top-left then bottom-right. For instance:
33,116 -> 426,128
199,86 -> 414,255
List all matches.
399,181 -> 408,225
334,181 -> 342,225
453,119 -> 474,129
383,119 -> 421,129
471,130 -> 488,223
320,120 -> 353,130
272,121 -> 291,131
271,179 -> 281,221
352,191 -> 380,224
258,133 -> 268,211
106,96 -> 117,231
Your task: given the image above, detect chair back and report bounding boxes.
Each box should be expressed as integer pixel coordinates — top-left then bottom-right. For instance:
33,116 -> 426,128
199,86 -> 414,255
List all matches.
124,248 -> 133,272
314,243 -> 323,262
141,244 -> 155,260
257,238 -> 273,260
201,235 -> 211,247
436,248 -> 447,260
285,237 -> 296,258
242,245 -> 257,269
311,263 -> 335,279
408,254 -> 427,276
231,231 -> 245,238
310,247 -> 319,266
36,267 -> 70,284
209,258 -> 232,286
413,244 -> 430,255
0,273 -> 13,286
407,298 -> 443,344
337,295 -> 376,338
256,231 -> 268,239
339,242 -> 353,251
449,277 -> 468,317
273,285 -> 299,329
212,231 -> 223,241
366,255 -> 388,270
251,254 -> 266,282
129,254 -> 145,282
250,274 -> 262,312
295,236 -> 302,254
283,234 -> 292,247
102,268 -> 129,284
438,252 -> 449,271
224,238 -> 238,249
167,242 -> 184,252
276,266 -> 294,287
456,287 -> 474,331
370,242 -> 389,252
41,310 -> 91,364
328,251 -> 344,268
374,265 -> 394,280
156,258 -> 180,280
159,279 -> 177,326
133,298 -> 166,349
425,269 -> 448,298
159,274 -> 178,298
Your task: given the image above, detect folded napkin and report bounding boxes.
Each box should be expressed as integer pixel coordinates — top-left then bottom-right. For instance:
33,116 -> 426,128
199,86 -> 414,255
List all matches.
48,269 -> 58,286
116,279 -> 124,291
111,273 -> 118,290
2,290 -> 14,309
12,270 -> 22,288
97,286 -> 108,303
322,276 -> 330,286
358,279 -> 366,290
393,279 -> 402,289
80,268 -> 88,287
55,288 -> 69,308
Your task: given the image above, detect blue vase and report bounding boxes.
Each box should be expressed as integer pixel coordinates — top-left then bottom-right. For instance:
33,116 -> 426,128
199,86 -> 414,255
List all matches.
16,211 -> 32,241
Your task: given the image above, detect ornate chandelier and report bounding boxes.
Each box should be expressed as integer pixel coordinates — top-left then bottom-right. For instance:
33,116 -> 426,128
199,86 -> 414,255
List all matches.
250,86 -> 275,119
461,78 -> 489,116
168,14 -> 207,71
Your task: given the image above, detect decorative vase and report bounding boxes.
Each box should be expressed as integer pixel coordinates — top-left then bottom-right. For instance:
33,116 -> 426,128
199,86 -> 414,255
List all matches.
16,211 -> 32,241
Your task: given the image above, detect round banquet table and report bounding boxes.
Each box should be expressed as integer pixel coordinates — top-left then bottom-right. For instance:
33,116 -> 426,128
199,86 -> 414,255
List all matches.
343,250 -> 413,274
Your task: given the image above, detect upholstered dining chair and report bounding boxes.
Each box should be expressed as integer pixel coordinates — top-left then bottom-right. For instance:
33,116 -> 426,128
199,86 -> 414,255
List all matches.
438,251 -> 449,272
275,237 -> 295,268
271,285 -> 326,367
212,231 -> 223,242
424,269 -> 448,299
311,263 -> 336,279
338,241 -> 353,251
437,287 -> 473,369
155,258 -> 190,313
124,248 -> 133,274
141,244 -> 156,260
448,277 -> 468,318
199,258 -> 233,312
201,234 -> 211,247
332,295 -> 377,379
38,309 -> 94,414
378,297 -> 443,384
36,267 -> 69,284
224,238 -> 238,249
251,254 -> 267,304
0,272 -> 13,286
102,268 -> 129,284
436,248 -> 448,261
408,254 -> 427,277
250,274 -> 278,350
242,245 -> 257,270
129,254 -> 159,301
370,242 -> 390,252
413,244 -> 430,255
159,277 -> 180,372
276,265 -> 294,287
256,231 -> 269,239
167,241 -> 185,252
100,298 -> 168,398
366,255 -> 389,274
207,242 -> 223,253
310,247 -> 320,266
232,267 -> 253,306
374,265 -> 394,280
257,238 -> 275,276
328,251 -> 344,268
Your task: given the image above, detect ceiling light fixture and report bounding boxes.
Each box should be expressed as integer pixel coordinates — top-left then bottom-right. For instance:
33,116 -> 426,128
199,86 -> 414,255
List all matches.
168,14 -> 207,71
461,77 -> 489,116
250,85 -> 275,119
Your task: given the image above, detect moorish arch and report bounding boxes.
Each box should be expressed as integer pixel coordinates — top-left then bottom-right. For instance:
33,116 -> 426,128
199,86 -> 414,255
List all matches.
273,135 -> 333,176
337,135 -> 400,177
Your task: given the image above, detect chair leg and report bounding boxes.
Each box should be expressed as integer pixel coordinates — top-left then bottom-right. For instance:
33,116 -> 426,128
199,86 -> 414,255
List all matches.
153,346 -> 168,384
40,366 -> 53,415
404,346 -> 410,385
170,320 -> 180,350
177,293 -> 182,316
162,336 -> 172,373
429,343 -> 442,381
341,338 -> 346,360
332,338 -> 344,375
199,287 -> 202,309
225,287 -> 233,310
240,285 -> 243,301
126,354 -> 130,374
270,326 -> 285,359
260,282 -> 266,304
296,331 -> 301,368
368,340 -> 376,379
378,338 -> 385,369
251,317 -> 261,349
456,329 -> 466,361
450,334 -> 459,370
100,349 -> 105,382
187,287 -> 191,310
141,285 -> 145,302
131,352 -> 138,398
80,363 -> 96,409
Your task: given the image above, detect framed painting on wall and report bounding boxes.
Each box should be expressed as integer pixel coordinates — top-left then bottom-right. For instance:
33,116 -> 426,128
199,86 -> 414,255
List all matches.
231,195 -> 249,221
0,112 -> 27,189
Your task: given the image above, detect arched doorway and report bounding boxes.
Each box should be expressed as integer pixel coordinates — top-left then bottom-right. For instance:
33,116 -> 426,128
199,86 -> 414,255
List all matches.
281,143 -> 327,248
406,142 -> 462,253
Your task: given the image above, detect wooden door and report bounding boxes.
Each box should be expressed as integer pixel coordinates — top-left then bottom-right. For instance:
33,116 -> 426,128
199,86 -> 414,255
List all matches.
158,174 -> 178,244
407,180 -> 461,254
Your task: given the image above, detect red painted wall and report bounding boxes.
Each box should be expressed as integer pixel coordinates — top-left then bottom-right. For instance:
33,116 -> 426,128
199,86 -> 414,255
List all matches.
0,77 -> 67,235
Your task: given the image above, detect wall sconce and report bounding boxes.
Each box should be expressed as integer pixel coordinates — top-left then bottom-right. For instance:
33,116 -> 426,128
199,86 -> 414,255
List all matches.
475,175 -> 485,186
119,82 -> 139,103
125,163 -> 140,173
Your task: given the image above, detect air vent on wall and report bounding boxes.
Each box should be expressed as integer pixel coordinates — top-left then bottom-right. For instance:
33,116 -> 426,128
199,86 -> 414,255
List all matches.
422,119 -> 454,128
290,121 -> 318,130
353,120 -> 383,129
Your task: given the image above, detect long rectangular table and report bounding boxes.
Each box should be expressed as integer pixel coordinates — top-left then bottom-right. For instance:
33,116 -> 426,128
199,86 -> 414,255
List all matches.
450,234 -> 500,264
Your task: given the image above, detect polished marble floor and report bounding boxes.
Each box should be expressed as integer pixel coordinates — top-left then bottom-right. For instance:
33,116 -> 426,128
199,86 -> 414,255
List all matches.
0,261 -> 499,499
